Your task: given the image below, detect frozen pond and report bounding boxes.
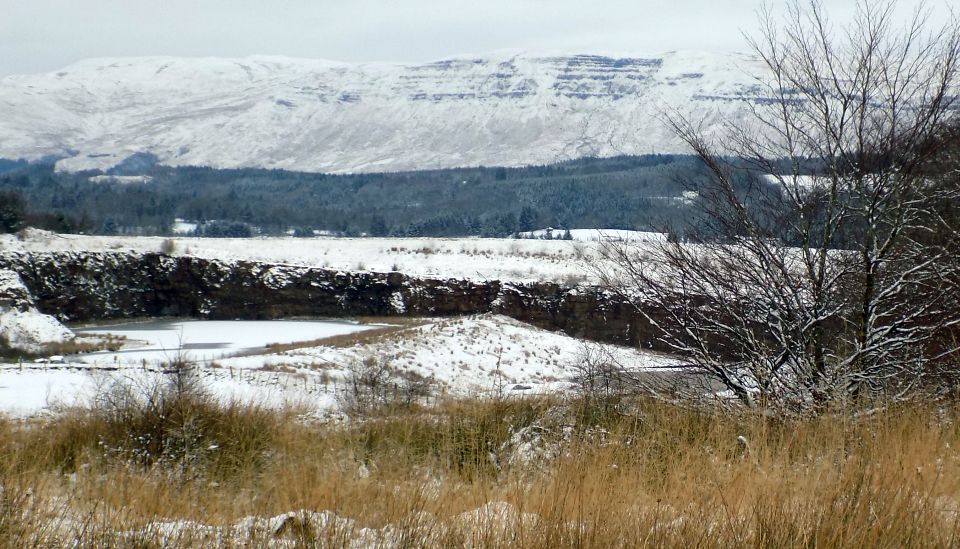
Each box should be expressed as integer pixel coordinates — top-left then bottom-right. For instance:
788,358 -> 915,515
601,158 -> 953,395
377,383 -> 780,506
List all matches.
73,319 -> 378,366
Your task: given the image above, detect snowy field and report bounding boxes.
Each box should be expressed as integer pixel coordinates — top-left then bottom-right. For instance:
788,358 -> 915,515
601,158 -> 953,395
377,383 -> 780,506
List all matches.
0,231 -> 679,418
0,229 -> 662,283
0,315 -> 677,418
73,319 -> 379,366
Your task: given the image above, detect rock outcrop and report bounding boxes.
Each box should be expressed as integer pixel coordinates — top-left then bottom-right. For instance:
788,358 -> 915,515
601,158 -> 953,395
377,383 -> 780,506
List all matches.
0,52 -> 766,174
0,269 -> 73,352
0,251 -> 664,349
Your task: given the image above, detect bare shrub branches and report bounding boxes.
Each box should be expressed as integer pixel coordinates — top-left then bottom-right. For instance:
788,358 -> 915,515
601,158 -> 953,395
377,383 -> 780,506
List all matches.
600,0 -> 960,413
337,352 -> 433,415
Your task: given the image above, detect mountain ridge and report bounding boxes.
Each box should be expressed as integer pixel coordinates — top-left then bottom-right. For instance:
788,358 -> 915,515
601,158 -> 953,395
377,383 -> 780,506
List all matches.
0,51 -> 768,174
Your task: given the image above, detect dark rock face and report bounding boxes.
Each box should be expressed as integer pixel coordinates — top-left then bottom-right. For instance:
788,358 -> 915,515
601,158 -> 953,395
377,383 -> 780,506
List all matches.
0,251 -> 664,349
0,269 -> 36,312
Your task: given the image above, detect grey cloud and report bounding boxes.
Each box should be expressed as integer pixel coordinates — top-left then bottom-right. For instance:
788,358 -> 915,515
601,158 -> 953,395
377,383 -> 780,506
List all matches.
0,0 -> 946,76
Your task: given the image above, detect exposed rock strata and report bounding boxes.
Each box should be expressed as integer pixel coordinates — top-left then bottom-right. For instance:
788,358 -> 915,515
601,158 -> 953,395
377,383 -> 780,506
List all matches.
0,251 -> 663,349
0,268 -> 74,352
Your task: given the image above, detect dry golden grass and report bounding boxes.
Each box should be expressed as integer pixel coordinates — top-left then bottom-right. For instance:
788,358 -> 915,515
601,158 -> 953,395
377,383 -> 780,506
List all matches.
1,390 -> 959,547
0,334 -> 127,361
42,334 -> 128,355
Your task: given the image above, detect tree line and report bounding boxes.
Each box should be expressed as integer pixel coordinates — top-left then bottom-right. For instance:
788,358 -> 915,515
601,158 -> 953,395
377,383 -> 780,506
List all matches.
0,154 -> 724,237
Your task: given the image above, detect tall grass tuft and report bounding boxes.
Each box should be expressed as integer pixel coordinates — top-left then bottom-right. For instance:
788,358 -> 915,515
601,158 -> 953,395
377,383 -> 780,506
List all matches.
33,366 -> 286,481
1,390 -> 959,546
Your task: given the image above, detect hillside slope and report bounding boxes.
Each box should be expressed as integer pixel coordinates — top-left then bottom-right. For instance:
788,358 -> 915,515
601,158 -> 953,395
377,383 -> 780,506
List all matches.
0,51 -> 767,173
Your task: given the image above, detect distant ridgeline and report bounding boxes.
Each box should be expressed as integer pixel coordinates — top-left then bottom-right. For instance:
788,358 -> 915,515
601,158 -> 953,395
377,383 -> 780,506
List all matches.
0,154 -> 758,238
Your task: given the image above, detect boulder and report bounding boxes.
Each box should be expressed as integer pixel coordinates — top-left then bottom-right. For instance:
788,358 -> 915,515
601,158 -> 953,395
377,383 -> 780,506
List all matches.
0,269 -> 73,353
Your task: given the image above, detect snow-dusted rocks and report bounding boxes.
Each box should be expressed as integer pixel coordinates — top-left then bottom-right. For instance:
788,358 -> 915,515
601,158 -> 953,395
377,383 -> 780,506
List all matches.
0,309 -> 73,352
0,248 -> 669,350
0,269 -> 34,311
0,314 -> 676,417
0,51 -> 768,173
0,269 -> 73,352
122,501 -> 539,546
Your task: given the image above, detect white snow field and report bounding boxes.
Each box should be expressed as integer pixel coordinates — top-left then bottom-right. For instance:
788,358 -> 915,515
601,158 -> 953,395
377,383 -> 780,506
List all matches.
74,319 -> 380,366
0,230 -> 662,283
0,51 -> 768,174
0,231 -> 679,417
0,315 -> 677,417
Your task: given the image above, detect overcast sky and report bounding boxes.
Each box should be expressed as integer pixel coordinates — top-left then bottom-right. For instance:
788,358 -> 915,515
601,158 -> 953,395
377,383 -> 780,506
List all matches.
0,1 -> 947,76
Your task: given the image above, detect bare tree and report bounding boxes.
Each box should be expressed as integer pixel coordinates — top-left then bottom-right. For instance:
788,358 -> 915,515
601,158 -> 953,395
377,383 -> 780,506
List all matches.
599,0 -> 960,413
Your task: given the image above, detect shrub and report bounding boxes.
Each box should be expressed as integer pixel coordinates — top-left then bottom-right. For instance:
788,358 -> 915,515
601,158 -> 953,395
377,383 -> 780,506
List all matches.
338,354 -> 433,416
0,191 -> 26,233
198,221 -> 253,238
159,238 -> 177,255
44,365 -> 284,480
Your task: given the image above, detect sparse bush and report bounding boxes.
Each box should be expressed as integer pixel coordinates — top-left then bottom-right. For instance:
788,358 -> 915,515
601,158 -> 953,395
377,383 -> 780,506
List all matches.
0,333 -> 16,359
291,227 -> 314,238
338,353 -> 433,415
43,364 -> 283,479
159,238 -> 177,255
571,344 -> 632,425
39,334 -> 126,356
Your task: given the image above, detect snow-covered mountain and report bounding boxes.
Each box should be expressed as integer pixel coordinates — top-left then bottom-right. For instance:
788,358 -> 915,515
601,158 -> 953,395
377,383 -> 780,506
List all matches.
0,51 -> 768,173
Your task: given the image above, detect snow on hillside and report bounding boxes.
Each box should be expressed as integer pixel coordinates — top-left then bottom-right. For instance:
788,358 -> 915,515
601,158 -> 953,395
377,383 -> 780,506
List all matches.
0,269 -> 73,352
218,315 -> 678,394
518,228 -> 666,242
0,51 -> 768,173
2,231 -> 634,283
0,315 -> 677,417
87,175 -> 153,184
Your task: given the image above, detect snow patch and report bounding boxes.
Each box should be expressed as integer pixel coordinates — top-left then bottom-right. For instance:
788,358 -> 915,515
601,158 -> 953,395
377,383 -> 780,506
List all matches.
390,291 -> 407,313
0,309 -> 73,351
171,218 -> 198,234
87,175 -> 153,184
0,269 -> 73,352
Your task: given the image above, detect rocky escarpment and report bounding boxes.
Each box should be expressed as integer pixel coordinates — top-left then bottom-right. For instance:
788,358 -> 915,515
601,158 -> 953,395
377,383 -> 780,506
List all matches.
0,269 -> 73,352
0,52 -> 765,173
0,251 -> 664,349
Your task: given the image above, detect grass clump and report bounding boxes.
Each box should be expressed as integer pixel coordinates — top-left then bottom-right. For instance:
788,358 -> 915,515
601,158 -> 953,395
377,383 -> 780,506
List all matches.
36,366 -> 285,481
1,387 -> 960,546
159,238 -> 177,255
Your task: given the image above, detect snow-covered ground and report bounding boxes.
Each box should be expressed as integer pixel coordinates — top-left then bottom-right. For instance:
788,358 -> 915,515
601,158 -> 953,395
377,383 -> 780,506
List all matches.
1,230 -> 660,283
0,51 -> 766,174
0,232 -> 680,417
0,315 -> 678,418
0,309 -> 72,351
0,268 -> 73,352
517,228 -> 666,242
218,315 -> 677,393
74,319 -> 379,366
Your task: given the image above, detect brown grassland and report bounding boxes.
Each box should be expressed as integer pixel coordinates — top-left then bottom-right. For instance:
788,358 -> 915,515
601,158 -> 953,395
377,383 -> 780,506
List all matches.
1,374 -> 959,548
